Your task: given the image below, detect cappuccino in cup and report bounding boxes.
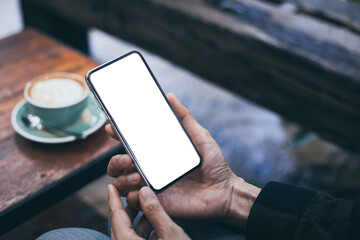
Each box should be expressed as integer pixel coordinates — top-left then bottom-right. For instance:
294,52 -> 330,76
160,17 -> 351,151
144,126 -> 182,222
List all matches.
24,72 -> 89,127
29,78 -> 85,106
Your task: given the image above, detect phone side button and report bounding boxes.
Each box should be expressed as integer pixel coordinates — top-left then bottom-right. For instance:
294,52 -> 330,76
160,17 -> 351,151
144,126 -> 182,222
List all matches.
93,100 -> 107,119
94,99 -> 102,111
104,113 -> 109,121
102,111 -> 109,121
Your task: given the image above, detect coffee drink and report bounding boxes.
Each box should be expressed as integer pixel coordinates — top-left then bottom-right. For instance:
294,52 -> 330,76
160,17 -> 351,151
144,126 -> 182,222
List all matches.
24,72 -> 89,127
28,77 -> 86,106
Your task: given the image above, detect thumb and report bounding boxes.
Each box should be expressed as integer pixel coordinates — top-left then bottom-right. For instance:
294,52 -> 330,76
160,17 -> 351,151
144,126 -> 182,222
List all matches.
139,187 -> 177,237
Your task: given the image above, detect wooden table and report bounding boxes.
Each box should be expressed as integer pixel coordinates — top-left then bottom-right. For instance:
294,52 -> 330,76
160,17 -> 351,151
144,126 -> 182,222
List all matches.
0,29 -> 122,235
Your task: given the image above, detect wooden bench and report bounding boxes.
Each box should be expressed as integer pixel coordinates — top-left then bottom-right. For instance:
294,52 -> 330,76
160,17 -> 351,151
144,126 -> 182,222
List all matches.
20,0 -> 360,150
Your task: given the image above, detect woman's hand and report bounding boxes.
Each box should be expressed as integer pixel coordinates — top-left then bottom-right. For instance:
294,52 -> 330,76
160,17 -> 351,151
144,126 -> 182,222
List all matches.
108,184 -> 190,240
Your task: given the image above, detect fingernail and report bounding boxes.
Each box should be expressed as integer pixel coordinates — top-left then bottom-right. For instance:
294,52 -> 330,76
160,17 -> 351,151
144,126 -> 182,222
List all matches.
127,172 -> 138,182
141,187 -> 155,200
117,155 -> 124,166
107,184 -> 111,192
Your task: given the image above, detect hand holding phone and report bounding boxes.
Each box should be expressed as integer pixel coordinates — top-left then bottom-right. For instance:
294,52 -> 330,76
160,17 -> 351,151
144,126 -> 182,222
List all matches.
105,92 -> 260,231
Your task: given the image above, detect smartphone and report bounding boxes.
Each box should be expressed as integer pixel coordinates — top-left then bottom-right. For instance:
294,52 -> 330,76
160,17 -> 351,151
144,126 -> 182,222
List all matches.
86,51 -> 202,193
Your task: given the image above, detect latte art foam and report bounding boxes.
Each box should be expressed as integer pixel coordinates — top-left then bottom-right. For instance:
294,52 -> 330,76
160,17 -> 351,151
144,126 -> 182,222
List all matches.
29,78 -> 85,105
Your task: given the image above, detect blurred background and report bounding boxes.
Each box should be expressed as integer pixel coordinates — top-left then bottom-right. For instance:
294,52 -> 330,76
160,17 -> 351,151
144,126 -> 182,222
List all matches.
1,0 -> 360,239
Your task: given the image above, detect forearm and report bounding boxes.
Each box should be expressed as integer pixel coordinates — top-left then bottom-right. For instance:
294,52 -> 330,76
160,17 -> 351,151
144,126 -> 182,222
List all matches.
245,182 -> 359,240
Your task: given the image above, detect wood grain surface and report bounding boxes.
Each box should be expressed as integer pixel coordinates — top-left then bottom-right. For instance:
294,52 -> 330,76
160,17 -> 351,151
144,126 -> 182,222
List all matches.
0,29 -> 119,214
20,0 -> 360,150
296,0 -> 360,33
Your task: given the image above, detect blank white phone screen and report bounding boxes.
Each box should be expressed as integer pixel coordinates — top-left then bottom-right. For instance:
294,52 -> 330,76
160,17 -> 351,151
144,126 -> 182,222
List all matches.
89,52 -> 201,191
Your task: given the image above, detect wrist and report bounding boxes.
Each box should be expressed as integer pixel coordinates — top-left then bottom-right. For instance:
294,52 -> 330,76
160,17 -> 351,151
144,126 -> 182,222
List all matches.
223,175 -> 261,230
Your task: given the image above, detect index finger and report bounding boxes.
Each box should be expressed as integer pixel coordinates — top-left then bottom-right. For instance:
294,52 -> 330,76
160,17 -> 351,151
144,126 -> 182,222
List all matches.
167,92 -> 214,146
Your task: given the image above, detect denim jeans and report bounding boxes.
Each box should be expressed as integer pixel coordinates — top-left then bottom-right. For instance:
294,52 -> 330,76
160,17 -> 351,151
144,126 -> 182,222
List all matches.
37,218 -> 245,240
37,198 -> 245,240
37,228 -> 110,240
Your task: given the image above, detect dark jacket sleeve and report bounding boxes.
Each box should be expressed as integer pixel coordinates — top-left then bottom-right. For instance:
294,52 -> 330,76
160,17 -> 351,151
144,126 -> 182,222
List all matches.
245,182 -> 360,240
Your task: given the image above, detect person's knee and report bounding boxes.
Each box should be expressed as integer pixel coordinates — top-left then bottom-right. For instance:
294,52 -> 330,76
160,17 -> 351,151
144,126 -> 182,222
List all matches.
37,228 -> 110,240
